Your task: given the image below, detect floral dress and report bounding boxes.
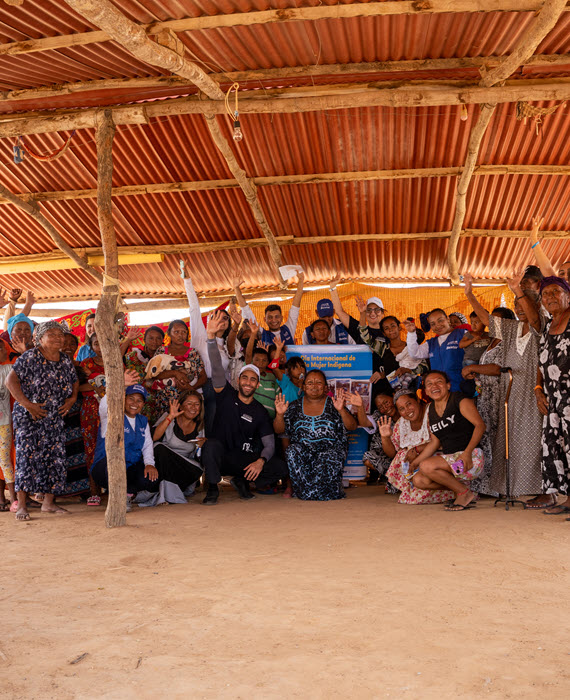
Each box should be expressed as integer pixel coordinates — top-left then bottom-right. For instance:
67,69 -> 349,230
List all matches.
284,397 -> 348,500
79,357 -> 106,469
538,320 -> 570,496
125,346 -> 157,422
386,409 -> 454,505
13,348 -> 77,494
153,345 -> 205,422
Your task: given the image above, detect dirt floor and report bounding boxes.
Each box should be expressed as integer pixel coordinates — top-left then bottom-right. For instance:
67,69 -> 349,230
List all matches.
1,485 -> 568,700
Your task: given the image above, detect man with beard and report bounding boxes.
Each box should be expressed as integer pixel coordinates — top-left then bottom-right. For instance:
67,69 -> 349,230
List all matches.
201,310 -> 288,505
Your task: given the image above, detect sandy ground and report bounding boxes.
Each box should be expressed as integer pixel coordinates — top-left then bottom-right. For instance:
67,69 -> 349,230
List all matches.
1,485 -> 568,700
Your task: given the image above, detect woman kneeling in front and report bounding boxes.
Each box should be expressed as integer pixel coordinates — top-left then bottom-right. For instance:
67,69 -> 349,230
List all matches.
90,377 -> 159,511
409,370 -> 486,511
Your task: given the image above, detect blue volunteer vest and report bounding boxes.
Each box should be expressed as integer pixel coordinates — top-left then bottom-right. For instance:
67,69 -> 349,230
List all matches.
261,325 -> 295,346
92,412 -> 148,469
426,328 -> 465,392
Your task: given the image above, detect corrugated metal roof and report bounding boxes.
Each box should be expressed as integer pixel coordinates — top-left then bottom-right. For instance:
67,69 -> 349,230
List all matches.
0,1 -> 569,299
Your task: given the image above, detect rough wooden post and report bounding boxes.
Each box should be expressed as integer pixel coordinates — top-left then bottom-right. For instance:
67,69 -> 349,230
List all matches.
94,109 -> 127,528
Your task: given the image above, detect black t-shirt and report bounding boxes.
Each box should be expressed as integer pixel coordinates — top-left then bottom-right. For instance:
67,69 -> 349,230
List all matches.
428,391 -> 478,454
214,383 -> 273,454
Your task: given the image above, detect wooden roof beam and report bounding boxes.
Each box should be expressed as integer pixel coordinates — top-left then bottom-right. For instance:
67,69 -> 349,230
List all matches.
3,54 -> 570,104
0,2 -> 566,58
63,0 -> 223,101
446,0 -> 568,285
3,165 -> 570,206
2,78 -> 570,138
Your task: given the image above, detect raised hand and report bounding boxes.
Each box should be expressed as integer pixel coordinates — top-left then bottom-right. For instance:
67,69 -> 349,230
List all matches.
355,295 -> 367,314
402,319 -> 416,334
124,368 -> 140,387
125,326 -> 140,342
275,393 -> 289,416
25,289 -> 36,306
506,269 -> 525,294
232,272 -> 245,289
530,215 -> 544,245
463,272 -> 473,296
9,288 -> 22,302
348,391 -> 363,408
257,340 -> 270,353
207,309 -> 228,337
230,309 -> 242,327
0,288 -> 9,309
333,390 -> 346,412
168,398 -> 184,419
377,415 -> 393,437
249,319 -> 260,336
329,273 -> 342,290
273,336 -> 285,354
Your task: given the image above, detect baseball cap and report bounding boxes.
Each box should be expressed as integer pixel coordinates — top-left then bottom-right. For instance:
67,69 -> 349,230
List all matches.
125,384 -> 148,399
239,363 -> 261,379
316,299 -> 334,317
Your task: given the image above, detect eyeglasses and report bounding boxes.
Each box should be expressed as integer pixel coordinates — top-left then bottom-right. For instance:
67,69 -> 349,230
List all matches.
367,308 -> 382,316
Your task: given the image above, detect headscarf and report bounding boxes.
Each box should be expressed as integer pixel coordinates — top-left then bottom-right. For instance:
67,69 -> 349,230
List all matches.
539,275 -> 570,295
7,313 -> 34,338
449,311 -> 468,324
33,321 -> 67,347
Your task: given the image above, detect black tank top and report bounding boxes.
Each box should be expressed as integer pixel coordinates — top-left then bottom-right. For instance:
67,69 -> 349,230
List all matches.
428,391 -> 477,454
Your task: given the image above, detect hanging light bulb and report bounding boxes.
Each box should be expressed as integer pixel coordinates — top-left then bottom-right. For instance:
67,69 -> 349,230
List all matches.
232,115 -> 243,142
460,104 -> 468,121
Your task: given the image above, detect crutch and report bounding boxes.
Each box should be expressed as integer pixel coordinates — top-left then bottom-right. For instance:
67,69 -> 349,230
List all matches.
494,367 -> 525,510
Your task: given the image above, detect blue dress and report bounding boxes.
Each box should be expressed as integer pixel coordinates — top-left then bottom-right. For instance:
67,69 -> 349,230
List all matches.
284,396 -> 348,500
13,348 -> 77,494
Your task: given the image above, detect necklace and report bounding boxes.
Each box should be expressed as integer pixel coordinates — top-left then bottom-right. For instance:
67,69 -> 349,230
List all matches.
550,309 -> 570,334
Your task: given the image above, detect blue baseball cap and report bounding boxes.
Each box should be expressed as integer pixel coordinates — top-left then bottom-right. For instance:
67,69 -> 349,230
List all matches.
125,384 -> 147,400
316,299 -> 334,317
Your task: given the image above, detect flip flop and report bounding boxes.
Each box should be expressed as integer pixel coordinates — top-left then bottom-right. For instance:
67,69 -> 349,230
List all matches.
445,503 -> 476,512
0,502 -> 10,512
524,496 -> 557,510
543,504 -> 570,516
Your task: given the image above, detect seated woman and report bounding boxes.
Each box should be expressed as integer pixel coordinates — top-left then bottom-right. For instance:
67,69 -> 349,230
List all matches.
90,378 -> 159,512
152,390 -> 206,501
274,370 -> 357,501
351,385 -> 398,486
409,370 -> 486,511
382,390 -> 454,504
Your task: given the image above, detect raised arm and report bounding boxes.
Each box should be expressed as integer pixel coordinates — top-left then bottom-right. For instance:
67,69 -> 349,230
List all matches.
206,310 -> 230,392
402,319 -> 429,360
244,319 -> 260,364
232,273 -> 256,324
290,270 -> 305,308
22,289 -> 35,317
462,273 -> 490,327
529,216 -> 556,278
329,274 -> 351,328
506,269 -> 541,333
348,392 -> 373,429
183,272 -> 208,354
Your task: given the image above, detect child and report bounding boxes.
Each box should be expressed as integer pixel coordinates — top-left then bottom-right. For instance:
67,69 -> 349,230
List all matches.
0,339 -> 15,510
270,338 -> 306,404
245,322 -> 279,418
459,312 -> 491,367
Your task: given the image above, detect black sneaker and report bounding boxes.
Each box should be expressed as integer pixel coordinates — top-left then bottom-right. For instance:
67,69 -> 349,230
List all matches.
202,484 -> 219,505
230,477 -> 255,500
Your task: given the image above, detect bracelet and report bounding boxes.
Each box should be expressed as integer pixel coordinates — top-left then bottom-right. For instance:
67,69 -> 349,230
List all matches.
329,287 -> 336,292
534,385 -> 544,392
165,416 -> 173,424
516,295 -> 525,300
531,241 -> 540,249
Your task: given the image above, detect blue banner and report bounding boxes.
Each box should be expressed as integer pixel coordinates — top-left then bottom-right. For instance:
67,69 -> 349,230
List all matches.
286,345 -> 373,480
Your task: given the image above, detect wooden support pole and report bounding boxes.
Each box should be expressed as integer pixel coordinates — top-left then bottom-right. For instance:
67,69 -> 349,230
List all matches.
3,78 -> 570,137
447,0 -> 569,285
0,184 -> 103,284
3,165 -> 570,206
0,3 -> 565,59
63,0 -> 224,101
93,109 -> 127,529
3,53 -> 570,104
204,115 -> 285,286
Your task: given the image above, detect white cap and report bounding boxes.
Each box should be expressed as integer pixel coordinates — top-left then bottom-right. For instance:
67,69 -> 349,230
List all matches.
366,296 -> 384,310
239,363 -> 261,379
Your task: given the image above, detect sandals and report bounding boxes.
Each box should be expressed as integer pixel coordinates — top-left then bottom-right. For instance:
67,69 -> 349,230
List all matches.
543,504 -> 570,516
445,488 -> 476,512
87,495 -> 101,506
524,494 -> 557,510
0,501 -> 10,512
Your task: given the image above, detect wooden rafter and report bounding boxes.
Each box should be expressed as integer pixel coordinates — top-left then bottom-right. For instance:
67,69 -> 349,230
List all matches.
2,78 -> 570,138
2,165 -> 570,206
446,0 -> 569,284
2,54 -> 570,104
63,0 -> 223,101
0,2 -> 565,59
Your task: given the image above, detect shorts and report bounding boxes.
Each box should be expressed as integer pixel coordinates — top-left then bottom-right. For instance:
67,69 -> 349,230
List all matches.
440,448 -> 484,482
